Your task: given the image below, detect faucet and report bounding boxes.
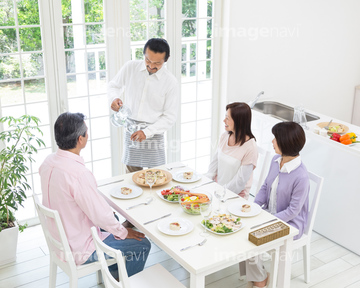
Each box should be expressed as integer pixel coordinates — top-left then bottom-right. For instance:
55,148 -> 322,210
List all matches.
249,91 -> 264,109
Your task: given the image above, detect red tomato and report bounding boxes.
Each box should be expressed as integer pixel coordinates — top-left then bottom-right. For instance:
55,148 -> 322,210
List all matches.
161,190 -> 166,195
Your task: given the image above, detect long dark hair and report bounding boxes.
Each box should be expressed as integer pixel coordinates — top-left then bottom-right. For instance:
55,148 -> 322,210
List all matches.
226,102 -> 255,146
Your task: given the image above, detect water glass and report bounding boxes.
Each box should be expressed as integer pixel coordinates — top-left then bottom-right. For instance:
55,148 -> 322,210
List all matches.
200,203 -> 212,237
125,120 -> 139,148
214,185 -> 226,213
110,105 -> 132,127
145,171 -> 157,200
299,107 -> 308,130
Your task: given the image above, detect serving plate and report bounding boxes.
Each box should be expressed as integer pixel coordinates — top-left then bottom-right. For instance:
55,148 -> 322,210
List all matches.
132,169 -> 172,187
317,122 -> 349,134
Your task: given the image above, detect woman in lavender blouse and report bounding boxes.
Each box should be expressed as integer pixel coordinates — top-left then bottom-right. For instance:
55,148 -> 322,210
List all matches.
246,121 -> 310,288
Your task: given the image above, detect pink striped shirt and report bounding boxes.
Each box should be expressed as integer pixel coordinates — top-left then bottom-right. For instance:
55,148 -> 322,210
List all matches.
39,149 -> 128,265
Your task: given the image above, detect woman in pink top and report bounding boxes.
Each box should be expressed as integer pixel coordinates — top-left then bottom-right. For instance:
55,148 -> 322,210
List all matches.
205,102 -> 258,199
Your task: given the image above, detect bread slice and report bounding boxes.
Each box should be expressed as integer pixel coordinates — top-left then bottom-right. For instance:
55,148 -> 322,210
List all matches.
121,187 -> 132,195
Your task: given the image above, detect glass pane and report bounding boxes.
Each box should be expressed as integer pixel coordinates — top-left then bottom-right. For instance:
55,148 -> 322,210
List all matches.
149,0 -> 164,19
181,140 -> 196,160
92,138 -> 111,160
198,61 -> 206,80
87,52 -> 95,71
67,74 -> 88,97
62,0 -> 84,24
181,44 -> 187,61
32,173 -> 41,195
130,0 -> 147,21
196,99 -> 211,120
1,105 -> 25,120
84,0 -> 103,23
149,21 -> 164,39
86,24 -> 104,45
93,158 -> 111,180
68,96 -> 89,116
99,51 -> 106,69
131,47 -> 144,60
88,71 -> 106,95
0,81 -> 23,106
196,138 -> 211,157
207,19 -> 212,38
206,60 -> 211,79
27,102 -> 50,125
196,155 -> 210,173
198,19 -> 208,39
25,78 -> 46,103
190,43 -> 196,60
34,125 -> 52,148
130,22 -> 147,41
63,26 -> 74,49
181,82 -> 196,103
184,159 -> 196,170
66,50 -> 86,73
181,102 -> 196,123
197,81 -> 212,100
197,40 -> 210,61
19,27 -> 42,52
181,122 -> 196,142
0,0 -> 15,26
90,117 -> 110,139
16,198 -> 35,220
198,0 -> 208,18
190,62 -> 196,77
17,0 -> 40,25
0,29 -> 17,53
182,20 -> 196,37
82,140 -> 92,162
196,119 -> 211,138
89,95 -> 109,118
207,0 -> 213,17
23,53 -> 44,77
182,0 -> 197,18
31,147 -> 51,173
0,55 -> 21,80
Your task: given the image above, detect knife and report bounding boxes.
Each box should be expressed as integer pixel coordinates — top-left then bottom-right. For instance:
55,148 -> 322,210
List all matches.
143,213 -> 171,225
250,218 -> 277,230
190,180 -> 215,190
98,179 -> 124,187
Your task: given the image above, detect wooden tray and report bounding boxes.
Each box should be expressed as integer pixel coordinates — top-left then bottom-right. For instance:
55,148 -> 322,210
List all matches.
317,122 -> 349,134
132,169 -> 172,187
249,221 -> 290,246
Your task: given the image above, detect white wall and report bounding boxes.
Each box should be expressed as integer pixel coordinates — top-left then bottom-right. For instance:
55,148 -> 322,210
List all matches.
221,0 -> 360,122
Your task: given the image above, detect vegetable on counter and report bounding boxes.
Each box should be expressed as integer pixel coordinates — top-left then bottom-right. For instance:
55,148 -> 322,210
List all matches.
340,134 -> 352,145
330,133 -> 341,142
347,132 -> 357,143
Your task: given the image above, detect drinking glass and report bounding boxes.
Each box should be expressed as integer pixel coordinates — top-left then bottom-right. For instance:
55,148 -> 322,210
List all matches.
200,203 -> 212,237
125,120 -> 139,148
110,105 -> 132,127
145,170 -> 157,200
299,107 -> 308,130
293,106 -> 301,124
214,185 -> 226,213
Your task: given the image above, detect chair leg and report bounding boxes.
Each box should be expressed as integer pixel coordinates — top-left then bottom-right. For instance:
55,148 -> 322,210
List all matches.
96,269 -> 103,284
303,244 -> 311,284
69,277 -> 78,288
238,261 -> 246,280
270,248 -> 279,288
49,260 -> 57,288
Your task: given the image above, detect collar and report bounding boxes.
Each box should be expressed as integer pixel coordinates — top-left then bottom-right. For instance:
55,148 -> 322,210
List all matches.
56,149 -> 85,165
140,61 -> 166,80
275,156 -> 301,173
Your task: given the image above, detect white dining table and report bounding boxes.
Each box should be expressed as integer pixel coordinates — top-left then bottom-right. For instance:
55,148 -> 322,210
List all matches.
97,164 -> 298,288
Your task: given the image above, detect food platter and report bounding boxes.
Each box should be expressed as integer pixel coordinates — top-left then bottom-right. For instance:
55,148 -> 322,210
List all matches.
132,169 -> 172,187
156,185 -> 190,203
317,122 -> 349,134
227,201 -> 262,217
201,214 -> 244,235
109,184 -> 143,199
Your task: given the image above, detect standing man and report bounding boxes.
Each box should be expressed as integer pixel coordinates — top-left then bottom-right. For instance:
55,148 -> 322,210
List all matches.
108,38 -> 179,173
39,112 -> 150,278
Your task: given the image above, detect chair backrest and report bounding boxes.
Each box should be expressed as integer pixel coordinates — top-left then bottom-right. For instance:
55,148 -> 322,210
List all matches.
304,171 -> 324,238
250,146 -> 272,197
91,226 -> 130,288
33,193 -> 77,271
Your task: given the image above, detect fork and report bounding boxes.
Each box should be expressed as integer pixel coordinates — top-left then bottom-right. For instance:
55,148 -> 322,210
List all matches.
180,238 -> 207,251
323,119 -> 333,130
221,196 -> 239,203
166,165 -> 186,171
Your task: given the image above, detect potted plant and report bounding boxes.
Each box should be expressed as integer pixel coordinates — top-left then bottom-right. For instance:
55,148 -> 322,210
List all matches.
0,115 -> 45,265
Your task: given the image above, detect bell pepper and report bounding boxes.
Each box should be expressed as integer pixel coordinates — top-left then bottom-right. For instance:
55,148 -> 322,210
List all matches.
347,132 -> 357,143
339,134 -> 352,145
330,133 -> 341,142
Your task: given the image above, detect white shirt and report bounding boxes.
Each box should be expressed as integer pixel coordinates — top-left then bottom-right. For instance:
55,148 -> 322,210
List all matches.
107,60 -> 179,138
268,156 -> 302,214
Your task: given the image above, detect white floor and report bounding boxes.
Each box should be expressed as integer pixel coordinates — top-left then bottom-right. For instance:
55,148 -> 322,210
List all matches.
1,224 -> 360,288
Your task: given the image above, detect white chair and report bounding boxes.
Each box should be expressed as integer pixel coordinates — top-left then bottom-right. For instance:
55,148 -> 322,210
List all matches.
90,226 -> 186,288
33,194 -> 116,287
249,146 -> 271,198
240,171 -> 324,286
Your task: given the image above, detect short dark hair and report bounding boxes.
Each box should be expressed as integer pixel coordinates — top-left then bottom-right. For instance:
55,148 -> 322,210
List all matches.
226,102 -> 255,146
272,122 -> 306,156
54,112 -> 87,150
143,38 -> 170,62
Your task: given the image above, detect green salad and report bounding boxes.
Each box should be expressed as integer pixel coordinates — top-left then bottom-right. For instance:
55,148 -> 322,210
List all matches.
202,214 -> 242,233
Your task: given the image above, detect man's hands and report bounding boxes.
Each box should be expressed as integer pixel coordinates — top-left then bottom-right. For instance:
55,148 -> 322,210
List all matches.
126,228 -> 146,241
111,98 -> 123,112
130,130 -> 146,142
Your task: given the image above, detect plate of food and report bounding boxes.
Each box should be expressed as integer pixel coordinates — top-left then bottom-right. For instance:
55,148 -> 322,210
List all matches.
317,122 -> 349,134
172,170 -> 201,183
156,185 -> 191,203
227,201 -> 262,217
201,214 -> 244,235
132,169 -> 172,187
157,217 -> 194,236
110,184 -> 143,199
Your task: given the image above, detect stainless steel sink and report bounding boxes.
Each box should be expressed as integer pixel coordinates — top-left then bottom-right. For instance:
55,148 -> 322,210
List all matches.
253,101 -> 320,122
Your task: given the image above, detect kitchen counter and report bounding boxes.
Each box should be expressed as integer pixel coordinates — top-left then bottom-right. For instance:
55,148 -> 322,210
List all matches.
251,101 -> 360,255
